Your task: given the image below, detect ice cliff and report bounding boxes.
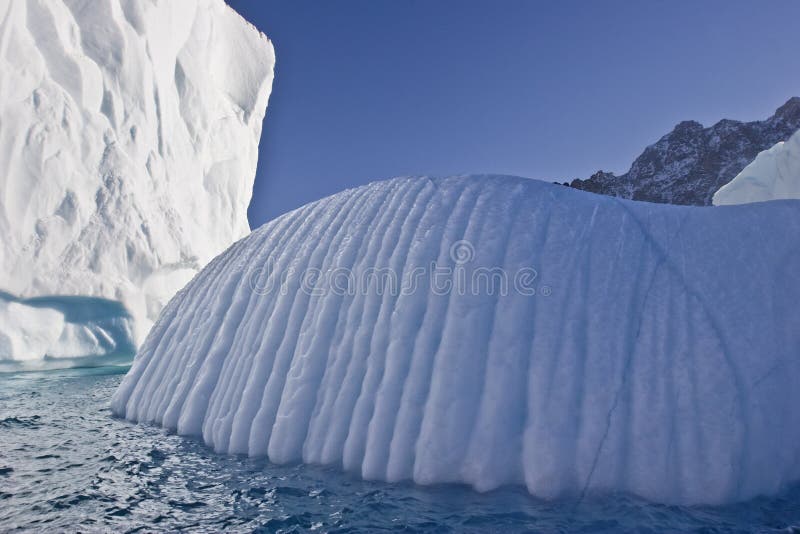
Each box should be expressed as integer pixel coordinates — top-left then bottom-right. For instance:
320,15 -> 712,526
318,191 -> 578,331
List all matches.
0,0 -> 274,362
112,175 -> 800,505
714,128 -> 800,205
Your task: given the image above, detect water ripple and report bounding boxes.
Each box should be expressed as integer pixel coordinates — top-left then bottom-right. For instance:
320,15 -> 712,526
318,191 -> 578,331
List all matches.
1,369 -> 800,532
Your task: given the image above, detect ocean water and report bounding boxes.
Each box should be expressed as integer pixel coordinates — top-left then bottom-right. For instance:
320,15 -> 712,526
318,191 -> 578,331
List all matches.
2,366 -> 799,533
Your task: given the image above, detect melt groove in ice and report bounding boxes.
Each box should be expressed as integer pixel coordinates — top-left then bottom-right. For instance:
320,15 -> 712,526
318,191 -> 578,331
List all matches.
113,175 -> 800,505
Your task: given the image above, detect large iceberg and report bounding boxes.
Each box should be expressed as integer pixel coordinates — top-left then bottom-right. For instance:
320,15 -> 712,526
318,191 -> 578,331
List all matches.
714,128 -> 800,205
0,0 -> 274,362
113,175 -> 800,505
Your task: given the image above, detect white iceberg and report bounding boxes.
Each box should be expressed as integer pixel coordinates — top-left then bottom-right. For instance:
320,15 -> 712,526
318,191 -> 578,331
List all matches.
0,0 -> 274,362
714,129 -> 800,205
113,175 -> 800,505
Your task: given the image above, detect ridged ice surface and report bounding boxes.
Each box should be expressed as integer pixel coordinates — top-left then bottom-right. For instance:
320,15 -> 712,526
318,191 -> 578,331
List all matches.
112,175 -> 800,505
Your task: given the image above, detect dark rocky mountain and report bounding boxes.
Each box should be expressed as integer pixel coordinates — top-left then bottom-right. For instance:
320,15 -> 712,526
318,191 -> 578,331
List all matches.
569,97 -> 800,205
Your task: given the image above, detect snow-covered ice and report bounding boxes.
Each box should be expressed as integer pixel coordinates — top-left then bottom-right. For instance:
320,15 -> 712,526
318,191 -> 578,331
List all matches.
714,128 -> 800,205
0,0 -> 274,361
113,175 -> 800,505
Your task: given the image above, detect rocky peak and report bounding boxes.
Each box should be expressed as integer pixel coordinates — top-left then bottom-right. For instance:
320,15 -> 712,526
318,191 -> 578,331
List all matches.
772,96 -> 800,124
569,97 -> 800,205
674,120 -> 704,133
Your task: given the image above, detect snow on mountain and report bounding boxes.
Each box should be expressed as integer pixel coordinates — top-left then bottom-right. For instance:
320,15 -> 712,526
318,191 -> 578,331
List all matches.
713,128 -> 800,205
0,0 -> 274,361
112,175 -> 800,505
570,97 -> 800,205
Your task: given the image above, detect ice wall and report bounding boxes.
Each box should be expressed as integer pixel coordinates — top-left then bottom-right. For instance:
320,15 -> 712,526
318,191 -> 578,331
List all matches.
0,0 -> 274,357
112,175 -> 800,505
714,129 -> 800,205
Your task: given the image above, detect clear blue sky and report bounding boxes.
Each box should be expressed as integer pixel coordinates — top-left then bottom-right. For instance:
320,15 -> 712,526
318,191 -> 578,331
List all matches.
227,0 -> 800,228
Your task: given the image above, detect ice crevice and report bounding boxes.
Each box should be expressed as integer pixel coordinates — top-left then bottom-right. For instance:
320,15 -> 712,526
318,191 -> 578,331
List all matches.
614,199 -> 751,499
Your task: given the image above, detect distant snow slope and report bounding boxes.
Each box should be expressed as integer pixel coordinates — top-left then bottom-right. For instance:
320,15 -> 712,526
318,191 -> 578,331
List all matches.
0,0 -> 274,361
113,175 -> 800,505
714,129 -> 800,205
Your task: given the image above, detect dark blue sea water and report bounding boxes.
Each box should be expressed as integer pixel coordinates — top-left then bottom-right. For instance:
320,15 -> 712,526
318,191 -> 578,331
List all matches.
2,366 -> 800,533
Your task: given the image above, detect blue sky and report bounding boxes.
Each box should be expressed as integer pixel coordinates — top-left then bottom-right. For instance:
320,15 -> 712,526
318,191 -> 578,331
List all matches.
227,0 -> 800,227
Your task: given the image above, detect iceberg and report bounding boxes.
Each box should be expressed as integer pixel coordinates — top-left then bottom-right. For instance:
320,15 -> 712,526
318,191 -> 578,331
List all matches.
0,291 -> 135,371
714,129 -> 800,205
0,0 -> 274,362
112,175 -> 800,505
